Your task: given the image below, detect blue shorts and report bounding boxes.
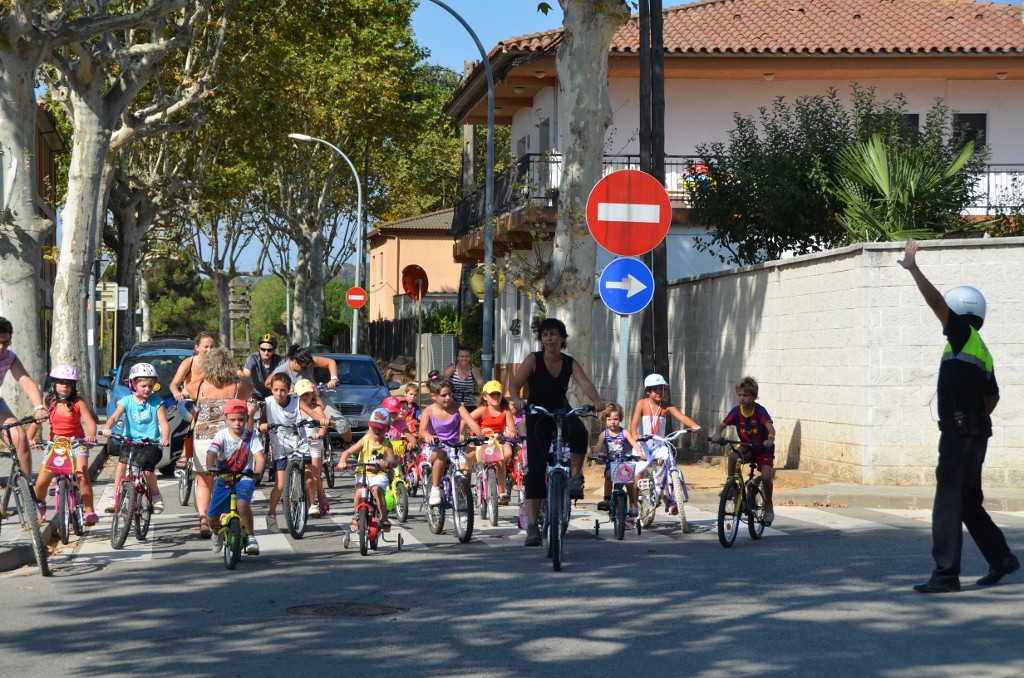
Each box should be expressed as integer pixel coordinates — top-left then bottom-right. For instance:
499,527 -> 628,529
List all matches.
208,477 -> 255,517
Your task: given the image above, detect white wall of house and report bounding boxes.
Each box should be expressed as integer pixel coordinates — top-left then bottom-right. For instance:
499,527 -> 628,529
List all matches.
586,237 -> 1024,488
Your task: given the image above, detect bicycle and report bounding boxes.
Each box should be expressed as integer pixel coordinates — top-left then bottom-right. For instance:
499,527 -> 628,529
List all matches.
341,461 -> 403,555
0,415 -> 50,576
635,428 -> 694,533
423,438 -> 477,543
176,439 -> 195,506
387,438 -> 410,524
209,470 -> 253,570
109,435 -> 160,550
475,430 -> 509,527
710,437 -> 769,547
528,404 -> 595,572
36,436 -> 100,545
266,419 -> 319,539
590,445 -> 644,540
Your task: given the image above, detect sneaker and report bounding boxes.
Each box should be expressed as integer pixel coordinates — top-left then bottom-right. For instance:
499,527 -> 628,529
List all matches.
308,505 -> 321,518
569,474 -> 584,500
84,512 -> 99,525
524,522 -> 542,547
245,535 -> 260,556
628,507 -> 639,518
428,487 -> 442,507
211,532 -> 224,553
667,503 -> 679,516
597,498 -> 610,511
152,497 -> 165,514
266,515 -> 278,531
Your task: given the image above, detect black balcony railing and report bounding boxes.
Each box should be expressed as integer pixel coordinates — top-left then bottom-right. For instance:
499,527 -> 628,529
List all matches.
450,154 -> 1024,239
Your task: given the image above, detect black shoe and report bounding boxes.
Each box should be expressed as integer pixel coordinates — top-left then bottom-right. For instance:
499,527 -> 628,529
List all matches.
913,578 -> 961,593
524,523 -> 542,547
569,474 -> 584,500
977,558 -> 1020,586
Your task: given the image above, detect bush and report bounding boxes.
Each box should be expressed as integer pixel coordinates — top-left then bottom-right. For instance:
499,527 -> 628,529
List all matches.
421,303 -> 460,335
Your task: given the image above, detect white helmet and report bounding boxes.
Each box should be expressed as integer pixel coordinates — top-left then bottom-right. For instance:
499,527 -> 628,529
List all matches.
49,364 -> 80,381
944,286 -> 986,327
644,373 -> 668,389
128,362 -> 158,381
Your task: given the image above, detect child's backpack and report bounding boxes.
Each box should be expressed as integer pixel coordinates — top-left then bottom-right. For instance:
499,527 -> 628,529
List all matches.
221,431 -> 252,473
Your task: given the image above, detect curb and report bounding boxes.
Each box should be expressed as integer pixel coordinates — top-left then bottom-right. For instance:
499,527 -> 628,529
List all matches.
0,445 -> 109,573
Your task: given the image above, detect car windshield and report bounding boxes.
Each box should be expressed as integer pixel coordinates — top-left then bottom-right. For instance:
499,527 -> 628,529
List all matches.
122,354 -> 185,398
314,359 -> 382,387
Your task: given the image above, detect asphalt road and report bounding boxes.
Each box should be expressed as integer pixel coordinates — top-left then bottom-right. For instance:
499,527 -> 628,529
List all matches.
1,458 -> 1023,677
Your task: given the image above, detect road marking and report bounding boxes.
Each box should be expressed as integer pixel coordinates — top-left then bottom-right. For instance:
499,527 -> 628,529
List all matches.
774,506 -> 896,533
596,202 -> 661,223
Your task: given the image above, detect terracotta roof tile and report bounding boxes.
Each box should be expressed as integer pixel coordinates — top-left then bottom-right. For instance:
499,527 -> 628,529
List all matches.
496,0 -> 1024,56
369,208 -> 454,237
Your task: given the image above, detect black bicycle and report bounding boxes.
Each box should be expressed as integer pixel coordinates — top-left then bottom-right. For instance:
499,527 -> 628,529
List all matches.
267,419 -> 320,539
0,415 -> 50,576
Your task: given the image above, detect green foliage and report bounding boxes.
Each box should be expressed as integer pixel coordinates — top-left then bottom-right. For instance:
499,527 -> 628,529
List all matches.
421,303 -> 460,335
146,258 -> 218,337
459,303 -> 483,361
249,276 -> 287,342
320,316 -> 350,347
324,279 -> 352,319
688,86 -> 987,264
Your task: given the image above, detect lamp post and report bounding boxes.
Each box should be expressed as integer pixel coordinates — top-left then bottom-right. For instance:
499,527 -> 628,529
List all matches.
287,133 -> 362,354
422,0 -> 495,380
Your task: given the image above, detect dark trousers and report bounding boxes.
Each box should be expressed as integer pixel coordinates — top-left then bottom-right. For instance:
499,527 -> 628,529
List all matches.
931,431 -> 1016,580
524,413 -> 587,501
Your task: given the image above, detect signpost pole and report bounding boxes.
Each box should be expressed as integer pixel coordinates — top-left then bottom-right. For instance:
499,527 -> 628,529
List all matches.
417,278 -> 423,398
617,314 -> 628,407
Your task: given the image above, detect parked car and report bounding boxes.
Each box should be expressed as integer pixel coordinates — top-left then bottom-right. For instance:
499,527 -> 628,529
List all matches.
311,353 -> 400,444
97,335 -> 195,474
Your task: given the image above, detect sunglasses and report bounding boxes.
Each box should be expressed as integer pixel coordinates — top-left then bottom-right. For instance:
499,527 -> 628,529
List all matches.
259,346 -> 275,352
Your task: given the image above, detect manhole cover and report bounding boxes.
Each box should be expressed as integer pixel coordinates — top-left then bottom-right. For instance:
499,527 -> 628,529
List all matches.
285,603 -> 408,617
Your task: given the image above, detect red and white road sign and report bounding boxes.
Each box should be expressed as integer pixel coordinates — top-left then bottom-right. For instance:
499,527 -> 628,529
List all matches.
586,169 -> 671,257
345,287 -> 367,309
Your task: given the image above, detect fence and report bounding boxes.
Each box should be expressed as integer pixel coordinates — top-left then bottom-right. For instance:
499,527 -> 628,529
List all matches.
367,317 -> 417,364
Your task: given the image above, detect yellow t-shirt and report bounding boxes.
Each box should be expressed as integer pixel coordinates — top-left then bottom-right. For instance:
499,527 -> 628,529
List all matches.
357,436 -> 392,477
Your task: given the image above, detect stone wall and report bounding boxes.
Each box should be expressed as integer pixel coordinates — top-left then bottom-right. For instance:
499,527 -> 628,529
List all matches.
590,238 -> 1024,487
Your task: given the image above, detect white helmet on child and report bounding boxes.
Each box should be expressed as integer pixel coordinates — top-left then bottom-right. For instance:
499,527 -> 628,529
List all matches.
944,286 -> 986,328
128,362 -> 158,381
644,373 -> 668,389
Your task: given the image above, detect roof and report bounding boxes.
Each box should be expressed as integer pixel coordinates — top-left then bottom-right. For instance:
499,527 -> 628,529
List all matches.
367,208 -> 454,239
498,0 -> 1024,56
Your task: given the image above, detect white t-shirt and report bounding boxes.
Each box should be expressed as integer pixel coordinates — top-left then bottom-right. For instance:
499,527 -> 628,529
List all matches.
264,395 -> 317,459
208,428 -> 264,472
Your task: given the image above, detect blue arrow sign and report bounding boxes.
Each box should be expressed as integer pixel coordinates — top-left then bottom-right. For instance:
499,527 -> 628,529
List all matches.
599,257 -> 655,315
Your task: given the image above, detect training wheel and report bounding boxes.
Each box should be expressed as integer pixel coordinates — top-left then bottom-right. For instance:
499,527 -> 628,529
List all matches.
397,533 -> 404,551
342,532 -> 351,549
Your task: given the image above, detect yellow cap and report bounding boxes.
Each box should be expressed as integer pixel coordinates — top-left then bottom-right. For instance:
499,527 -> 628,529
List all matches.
483,380 -> 503,394
293,379 -> 315,396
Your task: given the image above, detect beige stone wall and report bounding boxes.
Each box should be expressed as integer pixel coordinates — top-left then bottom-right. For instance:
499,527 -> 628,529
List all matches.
591,238 -> 1024,487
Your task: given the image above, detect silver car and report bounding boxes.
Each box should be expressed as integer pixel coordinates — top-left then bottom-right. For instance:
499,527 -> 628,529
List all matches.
312,353 -> 400,443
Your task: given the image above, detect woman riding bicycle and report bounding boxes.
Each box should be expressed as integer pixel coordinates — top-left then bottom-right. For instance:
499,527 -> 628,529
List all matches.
509,318 -> 604,547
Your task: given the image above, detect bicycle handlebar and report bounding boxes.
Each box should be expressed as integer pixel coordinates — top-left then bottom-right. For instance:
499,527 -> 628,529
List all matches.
0,414 -> 48,432
109,433 -> 162,446
527,404 -> 595,418
267,419 -> 320,433
638,428 -> 694,444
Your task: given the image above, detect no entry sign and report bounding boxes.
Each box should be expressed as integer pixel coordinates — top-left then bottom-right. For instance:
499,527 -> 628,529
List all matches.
345,286 -> 367,309
586,169 -> 671,257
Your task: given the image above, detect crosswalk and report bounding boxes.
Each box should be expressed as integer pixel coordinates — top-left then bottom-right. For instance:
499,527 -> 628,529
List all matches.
33,478 -> 1024,569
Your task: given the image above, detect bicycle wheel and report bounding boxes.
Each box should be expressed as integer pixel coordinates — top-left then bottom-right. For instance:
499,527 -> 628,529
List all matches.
323,438 -> 336,489
477,475 -> 487,522
14,475 -> 50,576
178,464 -> 193,506
134,487 -> 153,540
71,486 -> 84,537
670,470 -> 689,534
717,481 -> 741,548
638,478 -> 658,528
111,482 -> 135,549
283,462 -> 307,539
358,506 -> 369,556
57,478 -> 71,545
427,503 -> 444,534
453,474 -> 474,543
548,472 -> 565,571
486,467 -> 499,526
613,492 -> 626,541
224,517 -> 242,570
394,482 -> 409,524
747,477 -> 767,540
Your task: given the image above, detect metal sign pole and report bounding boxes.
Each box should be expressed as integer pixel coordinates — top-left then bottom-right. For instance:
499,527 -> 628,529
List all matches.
617,314 -> 629,407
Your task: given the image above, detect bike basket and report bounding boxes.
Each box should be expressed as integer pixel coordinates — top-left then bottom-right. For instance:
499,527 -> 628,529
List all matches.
611,460 -> 635,484
390,439 -> 407,458
479,444 -> 503,465
44,437 -> 75,474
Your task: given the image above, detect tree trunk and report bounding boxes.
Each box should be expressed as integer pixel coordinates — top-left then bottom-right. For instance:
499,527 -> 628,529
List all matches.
290,226 -> 327,347
211,271 -> 232,349
547,0 -> 629,399
0,53 -> 50,409
139,269 -> 153,341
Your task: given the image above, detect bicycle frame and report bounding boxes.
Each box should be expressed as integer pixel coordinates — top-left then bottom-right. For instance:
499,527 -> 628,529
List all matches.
712,437 -> 768,547
475,431 -> 507,527
637,429 -> 692,533
424,438 -> 476,544
212,471 -> 249,569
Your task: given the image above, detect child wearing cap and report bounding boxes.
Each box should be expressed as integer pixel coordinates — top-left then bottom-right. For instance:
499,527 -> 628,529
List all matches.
469,380 -> 515,505
630,373 -> 701,515
339,407 -> 398,530
294,378 -> 332,517
206,398 -> 265,556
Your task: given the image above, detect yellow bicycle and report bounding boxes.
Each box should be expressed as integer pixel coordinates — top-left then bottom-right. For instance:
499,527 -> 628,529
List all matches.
211,471 -> 250,569
711,437 -> 769,547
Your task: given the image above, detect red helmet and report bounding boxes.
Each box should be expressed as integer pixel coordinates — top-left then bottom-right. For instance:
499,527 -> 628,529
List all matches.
382,396 -> 402,414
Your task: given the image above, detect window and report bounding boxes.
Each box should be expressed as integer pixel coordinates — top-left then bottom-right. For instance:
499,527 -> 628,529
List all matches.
954,113 -> 987,148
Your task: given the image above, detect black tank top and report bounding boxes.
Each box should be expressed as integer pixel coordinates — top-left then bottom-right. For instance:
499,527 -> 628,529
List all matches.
527,350 -> 574,410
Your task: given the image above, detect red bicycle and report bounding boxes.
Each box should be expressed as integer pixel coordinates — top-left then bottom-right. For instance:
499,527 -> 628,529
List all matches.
342,461 -> 403,555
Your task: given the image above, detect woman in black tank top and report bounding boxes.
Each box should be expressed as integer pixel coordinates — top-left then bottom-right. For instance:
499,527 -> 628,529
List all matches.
509,318 -> 605,547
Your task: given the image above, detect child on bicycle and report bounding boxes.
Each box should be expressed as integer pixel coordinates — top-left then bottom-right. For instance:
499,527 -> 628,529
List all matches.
206,398 -> 266,556
419,377 -> 483,507
294,379 -> 332,517
592,402 -> 645,515
630,373 -> 701,516
339,407 -> 398,530
101,363 -> 169,513
0,316 -> 47,477
403,382 -> 422,423
260,374 -> 328,529
469,380 -> 515,505
710,376 -> 776,522
28,365 -> 99,524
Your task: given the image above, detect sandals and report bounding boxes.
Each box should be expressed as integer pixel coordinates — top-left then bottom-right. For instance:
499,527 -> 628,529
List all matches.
498,493 -> 510,506
199,516 -> 212,539
380,518 -> 392,532
84,512 -> 99,525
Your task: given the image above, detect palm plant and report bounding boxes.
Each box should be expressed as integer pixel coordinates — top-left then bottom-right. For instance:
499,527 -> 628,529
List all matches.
833,134 -> 977,243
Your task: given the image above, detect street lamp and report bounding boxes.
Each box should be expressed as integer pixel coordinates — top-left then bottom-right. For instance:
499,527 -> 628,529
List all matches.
422,0 -> 495,380
288,132 -> 363,354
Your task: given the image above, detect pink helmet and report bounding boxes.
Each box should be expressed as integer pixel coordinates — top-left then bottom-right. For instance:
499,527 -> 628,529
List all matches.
382,396 -> 402,414
49,364 -> 80,381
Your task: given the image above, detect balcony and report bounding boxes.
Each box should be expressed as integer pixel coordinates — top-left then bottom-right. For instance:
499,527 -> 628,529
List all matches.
451,154 -> 1024,240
